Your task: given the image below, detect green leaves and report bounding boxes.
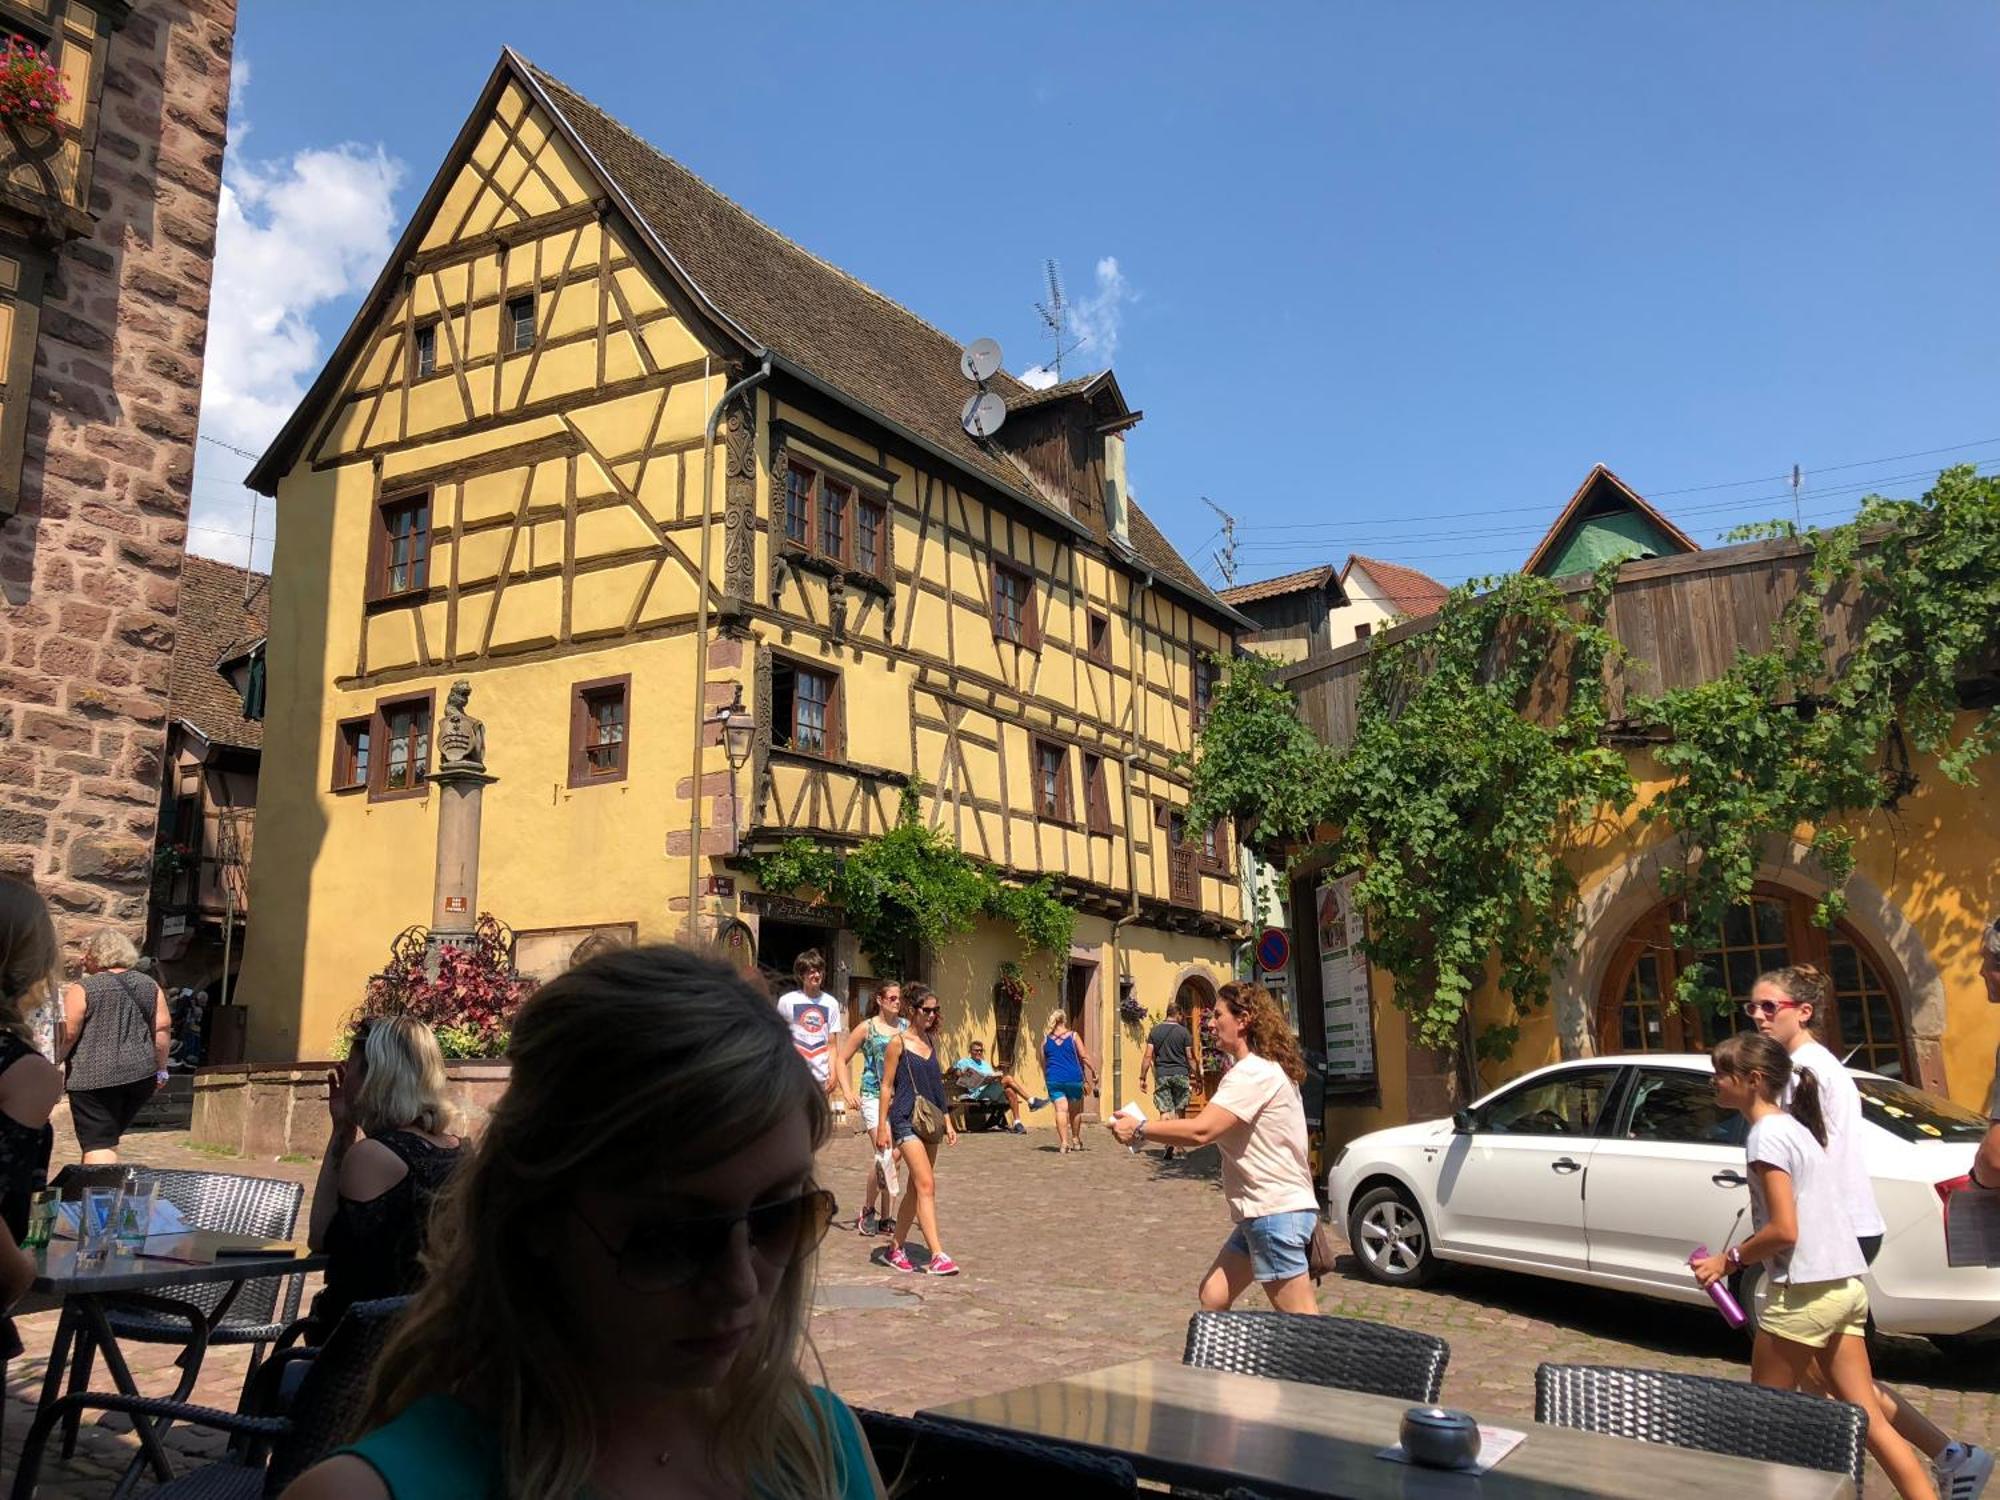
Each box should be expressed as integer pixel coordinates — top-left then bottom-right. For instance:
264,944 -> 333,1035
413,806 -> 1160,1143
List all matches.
748,782 -> 1076,973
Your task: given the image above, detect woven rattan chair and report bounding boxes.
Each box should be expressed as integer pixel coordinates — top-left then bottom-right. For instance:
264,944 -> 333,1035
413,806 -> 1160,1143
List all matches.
53,1169 -> 308,1463
1534,1363 -> 1867,1487
9,1296 -> 408,1500
857,1408 -> 1138,1498
1183,1310 -> 1449,1403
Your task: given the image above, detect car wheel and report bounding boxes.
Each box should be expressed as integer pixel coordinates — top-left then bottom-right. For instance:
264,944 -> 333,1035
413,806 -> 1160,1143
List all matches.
1347,1185 -> 1437,1287
1928,1334 -> 1992,1363
1729,1263 -> 1769,1339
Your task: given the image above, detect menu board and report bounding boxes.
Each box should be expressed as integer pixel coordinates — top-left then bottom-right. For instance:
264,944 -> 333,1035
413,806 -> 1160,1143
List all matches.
1316,875 -> 1375,1081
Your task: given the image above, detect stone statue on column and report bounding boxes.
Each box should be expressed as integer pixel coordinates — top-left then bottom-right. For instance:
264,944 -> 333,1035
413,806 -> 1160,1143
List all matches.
428,679 -> 496,967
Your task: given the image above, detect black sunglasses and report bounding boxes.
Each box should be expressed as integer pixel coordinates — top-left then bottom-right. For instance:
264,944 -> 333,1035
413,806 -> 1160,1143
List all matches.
573,1188 -> 836,1292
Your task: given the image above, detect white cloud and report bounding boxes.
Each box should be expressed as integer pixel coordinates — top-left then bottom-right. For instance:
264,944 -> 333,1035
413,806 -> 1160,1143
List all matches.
1016,256 -> 1135,390
189,65 -> 403,570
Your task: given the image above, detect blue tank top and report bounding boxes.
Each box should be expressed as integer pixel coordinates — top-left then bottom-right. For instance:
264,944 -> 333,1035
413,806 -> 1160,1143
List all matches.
858,1017 -> 906,1097
1043,1032 -> 1083,1087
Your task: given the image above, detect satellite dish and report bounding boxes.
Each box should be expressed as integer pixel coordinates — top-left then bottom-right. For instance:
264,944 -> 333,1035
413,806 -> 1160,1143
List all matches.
961,390 -> 1007,439
960,338 -> 1003,384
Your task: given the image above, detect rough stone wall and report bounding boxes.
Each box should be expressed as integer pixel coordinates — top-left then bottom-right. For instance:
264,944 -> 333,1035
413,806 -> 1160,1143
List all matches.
0,2 -> 237,944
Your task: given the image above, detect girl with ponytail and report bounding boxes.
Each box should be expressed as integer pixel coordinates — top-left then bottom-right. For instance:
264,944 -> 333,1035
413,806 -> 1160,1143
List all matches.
1698,1032 -> 1937,1499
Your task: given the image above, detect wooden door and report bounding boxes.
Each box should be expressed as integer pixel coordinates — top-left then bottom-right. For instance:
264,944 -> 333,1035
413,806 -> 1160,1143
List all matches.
1178,977 -> 1220,1111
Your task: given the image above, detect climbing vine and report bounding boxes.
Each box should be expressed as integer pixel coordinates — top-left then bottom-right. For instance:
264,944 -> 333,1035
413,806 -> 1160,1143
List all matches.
749,782 -> 1076,974
1633,465 -> 2000,1004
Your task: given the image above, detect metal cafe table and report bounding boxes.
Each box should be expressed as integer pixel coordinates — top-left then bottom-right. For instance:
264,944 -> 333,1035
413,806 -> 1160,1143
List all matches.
920,1358 -> 1856,1500
19,1230 -> 327,1485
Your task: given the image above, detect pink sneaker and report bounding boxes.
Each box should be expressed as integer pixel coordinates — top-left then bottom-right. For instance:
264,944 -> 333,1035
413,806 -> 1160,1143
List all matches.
885,1246 -> 917,1273
925,1252 -> 961,1276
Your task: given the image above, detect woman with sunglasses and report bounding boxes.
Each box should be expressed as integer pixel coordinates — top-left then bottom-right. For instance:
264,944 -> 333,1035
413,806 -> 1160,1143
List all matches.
835,979 -> 906,1236
283,946 -> 883,1500
1695,1031 -> 1936,1500
1745,966 -> 1989,1500
873,983 -> 959,1276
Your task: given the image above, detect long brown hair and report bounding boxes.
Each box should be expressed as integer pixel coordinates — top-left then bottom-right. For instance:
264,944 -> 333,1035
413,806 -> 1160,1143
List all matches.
1713,1031 -> 1827,1147
361,946 -> 844,1498
0,876 -> 59,1047
1217,981 -> 1305,1086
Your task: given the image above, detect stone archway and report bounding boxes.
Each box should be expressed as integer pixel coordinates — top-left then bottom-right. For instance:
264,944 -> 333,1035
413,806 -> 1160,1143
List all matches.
1554,833 -> 1947,1089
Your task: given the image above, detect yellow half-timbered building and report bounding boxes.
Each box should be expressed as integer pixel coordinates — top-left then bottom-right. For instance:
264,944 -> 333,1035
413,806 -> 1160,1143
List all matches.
236,51 -> 1252,1109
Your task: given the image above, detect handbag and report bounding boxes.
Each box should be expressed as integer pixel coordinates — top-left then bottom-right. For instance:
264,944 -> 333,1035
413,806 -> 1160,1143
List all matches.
1307,1213 -> 1340,1282
910,1091 -> 947,1144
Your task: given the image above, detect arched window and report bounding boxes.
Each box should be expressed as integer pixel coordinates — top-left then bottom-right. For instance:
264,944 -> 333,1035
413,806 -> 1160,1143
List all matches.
1597,885 -> 1910,1078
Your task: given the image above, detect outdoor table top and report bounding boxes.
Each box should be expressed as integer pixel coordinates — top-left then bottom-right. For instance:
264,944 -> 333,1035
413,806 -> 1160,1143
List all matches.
30,1231 -> 326,1297
919,1357 -> 1856,1500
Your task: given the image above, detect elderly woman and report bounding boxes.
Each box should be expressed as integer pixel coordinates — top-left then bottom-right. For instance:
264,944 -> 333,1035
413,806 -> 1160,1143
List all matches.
60,929 -> 170,1164
307,1014 -> 465,1336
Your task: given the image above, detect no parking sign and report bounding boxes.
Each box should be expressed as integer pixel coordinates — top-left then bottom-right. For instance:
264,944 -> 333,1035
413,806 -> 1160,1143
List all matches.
1255,927 -> 1290,973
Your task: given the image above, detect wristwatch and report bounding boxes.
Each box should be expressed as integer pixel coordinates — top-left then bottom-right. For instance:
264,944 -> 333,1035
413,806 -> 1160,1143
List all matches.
1726,1246 -> 1743,1269
1133,1118 -> 1148,1143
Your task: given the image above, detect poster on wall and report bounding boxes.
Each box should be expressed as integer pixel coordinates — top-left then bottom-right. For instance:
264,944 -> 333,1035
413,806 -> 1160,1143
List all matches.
1316,875 -> 1375,1081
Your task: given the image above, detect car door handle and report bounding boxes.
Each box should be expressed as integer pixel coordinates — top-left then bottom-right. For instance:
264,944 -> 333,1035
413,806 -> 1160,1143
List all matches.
1712,1170 -> 1747,1188
1551,1158 -> 1583,1173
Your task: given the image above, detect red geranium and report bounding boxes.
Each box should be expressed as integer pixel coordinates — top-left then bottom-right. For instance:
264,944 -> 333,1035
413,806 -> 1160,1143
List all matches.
0,36 -> 67,129
358,915 -> 531,1058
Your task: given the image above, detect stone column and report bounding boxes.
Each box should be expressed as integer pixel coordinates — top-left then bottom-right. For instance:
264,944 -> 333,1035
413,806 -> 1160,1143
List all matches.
429,764 -> 495,947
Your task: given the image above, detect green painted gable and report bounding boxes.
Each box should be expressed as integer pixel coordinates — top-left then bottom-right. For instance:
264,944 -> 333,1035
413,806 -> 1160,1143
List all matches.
1538,507 -> 1687,577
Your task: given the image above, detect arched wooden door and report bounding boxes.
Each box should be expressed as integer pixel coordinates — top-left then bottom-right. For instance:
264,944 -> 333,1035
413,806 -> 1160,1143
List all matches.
1598,886 -> 1912,1078
1176,974 -> 1221,1110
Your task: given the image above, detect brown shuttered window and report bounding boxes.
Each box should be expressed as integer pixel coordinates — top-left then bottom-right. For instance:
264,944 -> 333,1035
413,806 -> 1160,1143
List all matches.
370,692 -> 433,802
332,717 -> 371,792
1033,737 -> 1072,823
1086,611 -> 1111,664
993,560 -> 1038,648
1192,655 -> 1221,731
1082,752 -> 1113,835
569,675 -> 631,787
856,497 -> 887,579
773,659 -> 841,760
369,492 -> 432,603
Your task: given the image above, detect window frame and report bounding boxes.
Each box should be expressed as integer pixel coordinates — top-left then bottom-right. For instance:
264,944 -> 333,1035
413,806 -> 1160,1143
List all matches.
1081,751 -> 1113,836
991,558 -> 1040,649
1031,736 -> 1073,825
854,494 -> 889,581
1468,1064 -> 1622,1138
331,715 -> 372,794
368,690 -> 435,803
1085,610 -> 1112,665
1198,816 -> 1230,875
368,490 -> 433,605
771,656 -> 842,762
1192,654 -> 1222,732
505,294 -> 536,353
817,473 -> 851,566
0,238 -> 52,520
1613,1065 -> 1747,1148
412,319 -> 438,379
568,673 -> 632,788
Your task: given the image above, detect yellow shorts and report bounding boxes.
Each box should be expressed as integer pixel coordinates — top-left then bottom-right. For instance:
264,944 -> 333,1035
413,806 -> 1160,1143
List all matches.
1760,1276 -> 1869,1348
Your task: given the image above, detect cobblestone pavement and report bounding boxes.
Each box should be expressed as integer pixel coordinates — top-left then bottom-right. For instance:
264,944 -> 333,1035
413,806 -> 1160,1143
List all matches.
7,1117 -> 1996,1494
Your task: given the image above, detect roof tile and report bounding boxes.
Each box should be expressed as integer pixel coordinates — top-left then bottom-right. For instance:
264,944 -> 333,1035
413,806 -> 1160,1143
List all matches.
1344,555 -> 1450,619
168,556 -> 268,750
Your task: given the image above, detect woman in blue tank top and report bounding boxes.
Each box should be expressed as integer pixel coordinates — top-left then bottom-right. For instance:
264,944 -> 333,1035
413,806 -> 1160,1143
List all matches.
282,946 -> 884,1500
1040,1009 -> 1099,1154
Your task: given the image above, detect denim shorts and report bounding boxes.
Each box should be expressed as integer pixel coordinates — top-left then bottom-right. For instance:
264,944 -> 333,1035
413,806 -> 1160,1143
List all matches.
1225,1210 -> 1320,1282
1047,1082 -> 1084,1104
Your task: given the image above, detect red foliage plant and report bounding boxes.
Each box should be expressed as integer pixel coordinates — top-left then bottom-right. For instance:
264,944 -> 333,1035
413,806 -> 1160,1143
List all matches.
359,915 -> 531,1058
0,36 -> 67,128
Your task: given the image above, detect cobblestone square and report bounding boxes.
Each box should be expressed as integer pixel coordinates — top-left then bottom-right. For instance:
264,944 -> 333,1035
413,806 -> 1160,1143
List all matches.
6,1119 -> 1995,1495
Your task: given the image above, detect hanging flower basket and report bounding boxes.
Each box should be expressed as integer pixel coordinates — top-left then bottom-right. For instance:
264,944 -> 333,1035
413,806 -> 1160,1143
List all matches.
0,36 -> 67,130
1117,995 -> 1148,1026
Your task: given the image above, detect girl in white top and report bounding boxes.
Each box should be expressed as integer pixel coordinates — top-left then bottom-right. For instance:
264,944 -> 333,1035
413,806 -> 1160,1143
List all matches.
1109,982 -> 1320,1315
1749,965 -> 1990,1500
1696,1032 -> 1936,1500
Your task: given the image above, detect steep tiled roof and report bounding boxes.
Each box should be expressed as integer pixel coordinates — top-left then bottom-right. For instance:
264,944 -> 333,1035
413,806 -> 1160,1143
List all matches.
1342,555 -> 1450,619
527,64 -> 1236,625
168,557 -> 268,750
1220,563 -> 1337,607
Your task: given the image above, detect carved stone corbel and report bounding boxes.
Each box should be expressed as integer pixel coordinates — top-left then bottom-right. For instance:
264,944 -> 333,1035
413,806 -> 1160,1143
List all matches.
751,643 -> 774,828
722,392 -> 758,603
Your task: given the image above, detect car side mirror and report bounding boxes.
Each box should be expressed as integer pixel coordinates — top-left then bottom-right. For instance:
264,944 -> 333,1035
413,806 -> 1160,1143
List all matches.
1452,1109 -> 1474,1135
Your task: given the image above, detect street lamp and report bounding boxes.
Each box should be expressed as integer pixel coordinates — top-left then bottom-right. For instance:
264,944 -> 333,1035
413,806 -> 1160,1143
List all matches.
713,682 -> 756,844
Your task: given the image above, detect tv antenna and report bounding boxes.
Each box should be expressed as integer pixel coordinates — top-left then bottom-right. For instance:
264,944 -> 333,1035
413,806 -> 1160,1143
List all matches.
1034,259 -> 1082,381
959,337 -> 1007,439
1203,496 -> 1238,586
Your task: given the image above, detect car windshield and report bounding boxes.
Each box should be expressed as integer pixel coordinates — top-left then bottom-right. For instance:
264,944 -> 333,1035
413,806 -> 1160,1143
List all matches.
1855,1076 -> 1989,1144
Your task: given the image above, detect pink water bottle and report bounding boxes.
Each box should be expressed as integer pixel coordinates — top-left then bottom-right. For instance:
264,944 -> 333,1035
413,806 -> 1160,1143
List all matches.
1691,1245 -> 1746,1328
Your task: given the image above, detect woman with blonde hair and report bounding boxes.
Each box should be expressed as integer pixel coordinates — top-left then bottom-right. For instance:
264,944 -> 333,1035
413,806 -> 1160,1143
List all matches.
1110,981 -> 1320,1314
306,1013 -> 465,1335
60,927 -> 170,1163
1040,1007 -> 1098,1154
0,877 -> 63,1336
283,946 -> 881,1500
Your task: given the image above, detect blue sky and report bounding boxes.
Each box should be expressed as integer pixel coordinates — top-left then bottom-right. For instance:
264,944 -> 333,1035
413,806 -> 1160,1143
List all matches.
192,3 -> 2000,586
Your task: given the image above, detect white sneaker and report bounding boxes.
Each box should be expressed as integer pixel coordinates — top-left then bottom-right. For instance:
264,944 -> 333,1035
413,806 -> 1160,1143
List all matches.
1938,1444 -> 1994,1500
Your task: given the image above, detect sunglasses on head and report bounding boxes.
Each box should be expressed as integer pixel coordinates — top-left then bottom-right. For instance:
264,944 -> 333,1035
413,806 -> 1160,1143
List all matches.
573,1188 -> 837,1292
1740,998 -> 1803,1019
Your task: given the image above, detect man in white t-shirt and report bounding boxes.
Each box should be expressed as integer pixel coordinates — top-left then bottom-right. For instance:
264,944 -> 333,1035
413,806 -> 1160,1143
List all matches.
775,948 -> 856,1114
1752,964 -> 1990,1500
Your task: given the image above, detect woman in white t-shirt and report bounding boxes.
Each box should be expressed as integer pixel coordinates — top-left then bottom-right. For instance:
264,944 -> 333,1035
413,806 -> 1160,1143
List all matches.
1109,982 -> 1320,1314
1695,1032 -> 1936,1500
1750,965 -> 1989,1500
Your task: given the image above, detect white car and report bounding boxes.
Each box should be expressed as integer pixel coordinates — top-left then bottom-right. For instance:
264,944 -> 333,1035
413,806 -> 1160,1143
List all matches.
1327,1054 -> 2000,1354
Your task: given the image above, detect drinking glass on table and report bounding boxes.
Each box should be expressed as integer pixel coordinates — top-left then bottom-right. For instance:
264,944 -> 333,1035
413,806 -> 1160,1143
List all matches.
77,1186 -> 118,1268
112,1175 -> 158,1257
